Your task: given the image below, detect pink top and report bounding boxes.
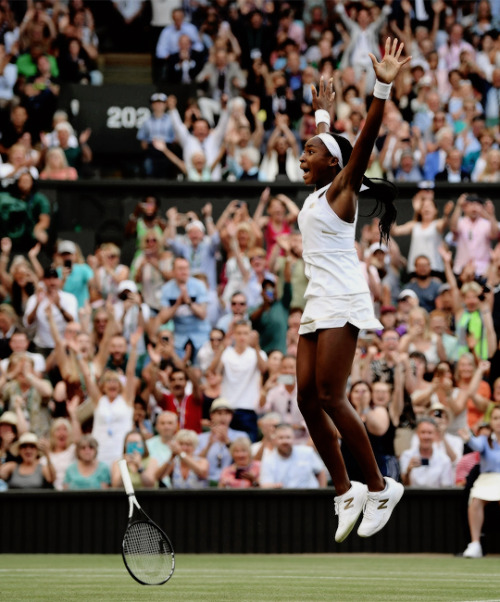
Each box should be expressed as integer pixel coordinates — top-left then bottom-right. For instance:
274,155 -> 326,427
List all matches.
453,216 -> 494,276
40,167 -> 78,181
264,220 -> 291,259
218,461 -> 260,488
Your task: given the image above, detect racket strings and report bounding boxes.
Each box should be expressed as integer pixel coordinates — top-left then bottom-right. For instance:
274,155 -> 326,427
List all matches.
123,522 -> 173,585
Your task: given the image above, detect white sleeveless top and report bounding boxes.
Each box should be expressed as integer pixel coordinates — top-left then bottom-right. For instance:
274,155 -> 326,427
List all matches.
298,184 -> 370,298
407,221 -> 444,273
92,395 -> 133,467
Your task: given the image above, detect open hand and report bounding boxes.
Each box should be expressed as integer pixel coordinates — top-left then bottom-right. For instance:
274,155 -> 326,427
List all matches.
369,38 -> 411,84
311,76 -> 335,113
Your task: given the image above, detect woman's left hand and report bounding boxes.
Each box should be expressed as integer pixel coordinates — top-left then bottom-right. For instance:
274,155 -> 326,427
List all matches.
369,38 -> 411,84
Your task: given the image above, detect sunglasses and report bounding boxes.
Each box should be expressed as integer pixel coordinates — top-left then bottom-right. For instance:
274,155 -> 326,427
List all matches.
145,238 -> 157,243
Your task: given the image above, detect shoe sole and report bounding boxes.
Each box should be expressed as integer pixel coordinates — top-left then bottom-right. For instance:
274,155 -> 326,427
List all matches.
357,482 -> 404,538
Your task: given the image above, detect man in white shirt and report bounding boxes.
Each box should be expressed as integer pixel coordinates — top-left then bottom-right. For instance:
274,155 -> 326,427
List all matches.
210,320 -> 267,441
400,417 -> 454,487
147,411 -> 178,488
260,424 -> 326,489
23,267 -> 78,354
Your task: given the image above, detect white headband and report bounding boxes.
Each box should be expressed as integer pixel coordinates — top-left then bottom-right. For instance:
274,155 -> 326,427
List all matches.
315,133 -> 344,170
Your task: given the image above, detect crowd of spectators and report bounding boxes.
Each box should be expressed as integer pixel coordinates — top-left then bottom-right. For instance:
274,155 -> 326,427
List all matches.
1,0 -> 500,556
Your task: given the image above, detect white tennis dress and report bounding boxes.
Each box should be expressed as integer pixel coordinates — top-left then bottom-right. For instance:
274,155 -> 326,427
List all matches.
297,183 -> 383,335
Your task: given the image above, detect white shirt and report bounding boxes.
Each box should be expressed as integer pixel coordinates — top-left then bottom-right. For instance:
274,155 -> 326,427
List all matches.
1,352 -> 46,375
92,395 -> 133,467
399,448 -> 454,487
260,445 -> 324,488
147,435 -> 172,487
220,346 -> 265,411
23,291 -> 79,348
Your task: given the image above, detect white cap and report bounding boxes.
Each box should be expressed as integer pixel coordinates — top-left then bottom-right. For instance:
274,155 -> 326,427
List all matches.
398,289 -> 419,301
368,242 -> 388,254
58,241 -> 77,255
186,220 -> 206,233
117,280 -> 138,294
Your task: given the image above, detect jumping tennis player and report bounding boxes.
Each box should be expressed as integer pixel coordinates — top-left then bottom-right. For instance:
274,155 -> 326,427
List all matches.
296,38 -> 409,542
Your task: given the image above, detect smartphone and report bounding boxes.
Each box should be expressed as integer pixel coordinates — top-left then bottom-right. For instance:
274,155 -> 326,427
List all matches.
235,468 -> 245,479
277,374 -> 295,386
63,259 -> 72,269
421,458 -> 429,466
126,441 -> 144,456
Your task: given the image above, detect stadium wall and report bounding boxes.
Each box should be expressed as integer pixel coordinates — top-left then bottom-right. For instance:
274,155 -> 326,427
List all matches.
38,180 -> 500,267
2,488 -> 499,555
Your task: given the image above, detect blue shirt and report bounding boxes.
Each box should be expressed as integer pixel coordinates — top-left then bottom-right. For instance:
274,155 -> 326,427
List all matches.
58,263 -> 94,308
196,428 -> 249,482
147,436 -> 172,487
468,435 -> 500,473
160,276 -> 211,357
136,113 -> 175,144
155,22 -> 204,58
168,233 -> 220,291
63,461 -> 110,490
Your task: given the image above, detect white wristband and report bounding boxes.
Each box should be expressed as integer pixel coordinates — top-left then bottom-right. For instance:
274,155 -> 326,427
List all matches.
315,109 -> 331,128
373,80 -> 393,100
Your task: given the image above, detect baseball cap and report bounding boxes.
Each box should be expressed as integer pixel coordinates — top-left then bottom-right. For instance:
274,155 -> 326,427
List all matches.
368,242 -> 388,254
58,240 -> 77,255
210,398 -> 234,413
150,93 -> 167,103
380,305 -> 397,314
43,266 -> 59,279
438,283 -> 451,295
398,289 -> 419,301
117,280 -> 138,294
262,274 -> 277,288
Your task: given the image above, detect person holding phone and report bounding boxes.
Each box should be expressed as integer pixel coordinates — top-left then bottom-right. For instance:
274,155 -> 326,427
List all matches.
56,240 -> 94,309
218,437 -> 260,489
400,417 -> 454,487
111,430 -> 158,489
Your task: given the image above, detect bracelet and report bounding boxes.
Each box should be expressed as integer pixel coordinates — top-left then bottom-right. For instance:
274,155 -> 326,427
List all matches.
205,216 -> 213,222
373,80 -> 393,100
179,451 -> 187,460
315,109 -> 331,128
137,466 -> 144,474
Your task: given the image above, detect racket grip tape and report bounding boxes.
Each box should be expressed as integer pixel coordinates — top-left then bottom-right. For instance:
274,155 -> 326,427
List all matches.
118,459 -> 135,496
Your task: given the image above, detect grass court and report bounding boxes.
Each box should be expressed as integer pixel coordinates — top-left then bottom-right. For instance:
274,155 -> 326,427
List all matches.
2,553 -> 500,601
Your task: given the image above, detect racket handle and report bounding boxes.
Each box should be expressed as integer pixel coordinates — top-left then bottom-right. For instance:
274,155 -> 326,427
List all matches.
118,459 -> 135,496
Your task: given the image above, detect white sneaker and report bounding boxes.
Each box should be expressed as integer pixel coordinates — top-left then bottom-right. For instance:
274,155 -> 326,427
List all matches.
357,477 -> 404,538
334,481 -> 368,543
463,542 -> 483,558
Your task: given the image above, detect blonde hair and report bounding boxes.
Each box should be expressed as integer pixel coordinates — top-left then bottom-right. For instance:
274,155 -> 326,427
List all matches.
460,281 -> 482,297
99,370 -> 124,392
229,436 -> 252,456
140,228 -> 163,251
45,147 -> 69,169
49,418 -> 73,450
100,242 -> 121,257
408,306 -> 431,339
174,428 -> 199,448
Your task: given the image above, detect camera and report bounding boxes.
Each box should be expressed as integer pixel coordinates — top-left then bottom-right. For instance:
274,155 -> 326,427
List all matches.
118,290 -> 129,301
235,468 -> 245,479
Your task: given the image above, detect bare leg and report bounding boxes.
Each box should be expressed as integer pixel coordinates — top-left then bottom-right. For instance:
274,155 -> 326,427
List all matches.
297,324 -> 385,494
297,332 -> 350,495
468,497 -> 487,542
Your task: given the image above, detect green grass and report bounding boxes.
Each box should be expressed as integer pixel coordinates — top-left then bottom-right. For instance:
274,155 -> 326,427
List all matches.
1,554 -> 499,602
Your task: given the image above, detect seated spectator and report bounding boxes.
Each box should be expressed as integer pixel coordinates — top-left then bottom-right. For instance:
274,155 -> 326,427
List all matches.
132,397 -> 154,440
111,429 -> 158,489
460,406 -> 500,558
399,307 -> 446,374
40,415 -> 79,491
0,431 -> 56,489
57,37 -> 94,85
53,121 -> 92,176
16,42 -> 58,80
251,412 -> 281,462
0,105 -> 37,158
393,149 -> 423,182
219,436 -> 260,488
261,354 -> 307,443
156,256 -> 211,362
469,130 -> 497,182
40,147 -> 77,181
155,8 -> 205,61
422,127 -> 455,181
147,410 -> 178,488
0,143 -> 39,187
0,327 -> 45,375
400,417 -> 454,487
0,410 -> 27,466
476,148 -> 500,183
260,424 -> 326,489
130,228 -> 173,314
159,428 -> 208,489
63,434 -> 111,490
425,402 -> 464,467
258,114 -> 302,182
196,397 -> 249,486
136,93 -> 178,179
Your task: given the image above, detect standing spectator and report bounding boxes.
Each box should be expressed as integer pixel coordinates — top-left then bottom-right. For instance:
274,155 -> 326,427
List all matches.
258,113 -> 302,182
485,68 -> 500,128
147,410 -> 178,488
40,415 -> 79,491
56,37 -> 93,85
55,240 -> 94,309
403,255 -> 443,312
167,93 -> 229,181
260,424 -> 326,488
0,105 -> 37,156
136,93 -> 178,179
0,43 -> 17,103
93,242 -> 129,303
196,397 -> 249,486
461,406 -> 500,558
23,267 -> 78,355
165,206 -> 220,292
438,23 -> 475,72
449,193 -> 498,277
399,307 -> 446,373
435,149 -> 470,182
157,367 -> 203,433
40,148 -> 78,181
210,320 -> 267,442
196,47 -> 247,126
110,0 -> 147,52
124,195 -> 167,259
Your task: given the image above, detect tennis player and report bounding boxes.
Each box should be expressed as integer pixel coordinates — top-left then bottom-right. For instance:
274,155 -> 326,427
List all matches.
296,38 -> 409,542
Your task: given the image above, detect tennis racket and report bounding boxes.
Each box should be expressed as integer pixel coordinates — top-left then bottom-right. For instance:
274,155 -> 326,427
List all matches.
118,459 -> 175,585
